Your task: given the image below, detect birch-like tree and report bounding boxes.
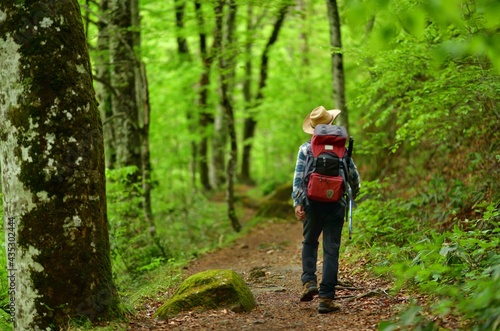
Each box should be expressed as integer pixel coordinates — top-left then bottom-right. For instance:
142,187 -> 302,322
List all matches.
0,1 -> 118,329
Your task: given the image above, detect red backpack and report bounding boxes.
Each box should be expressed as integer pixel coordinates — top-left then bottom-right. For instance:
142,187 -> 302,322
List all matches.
305,124 -> 348,202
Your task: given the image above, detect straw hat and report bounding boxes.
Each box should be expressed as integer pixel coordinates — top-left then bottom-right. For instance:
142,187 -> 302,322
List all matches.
302,106 -> 341,134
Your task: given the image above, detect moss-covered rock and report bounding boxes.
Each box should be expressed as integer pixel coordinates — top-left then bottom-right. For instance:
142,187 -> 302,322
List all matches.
266,183 -> 293,202
256,184 -> 294,219
256,200 -> 294,219
154,269 -> 256,319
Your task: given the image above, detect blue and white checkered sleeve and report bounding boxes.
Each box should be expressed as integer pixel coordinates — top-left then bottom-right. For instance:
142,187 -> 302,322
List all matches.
349,159 -> 361,198
292,142 -> 309,207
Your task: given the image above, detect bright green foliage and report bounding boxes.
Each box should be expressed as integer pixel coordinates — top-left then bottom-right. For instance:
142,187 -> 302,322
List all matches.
351,0 -> 500,227
105,166 -> 164,284
354,181 -> 499,330
0,0 -> 498,329
80,0 -> 500,328
105,167 -> 237,289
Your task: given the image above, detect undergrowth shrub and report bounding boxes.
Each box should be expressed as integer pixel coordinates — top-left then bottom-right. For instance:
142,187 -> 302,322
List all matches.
105,167 -> 168,287
106,166 -> 243,291
356,181 -> 500,330
353,179 -> 428,251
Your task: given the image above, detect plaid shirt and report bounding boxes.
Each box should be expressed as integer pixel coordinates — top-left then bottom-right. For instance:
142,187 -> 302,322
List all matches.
292,141 -> 361,207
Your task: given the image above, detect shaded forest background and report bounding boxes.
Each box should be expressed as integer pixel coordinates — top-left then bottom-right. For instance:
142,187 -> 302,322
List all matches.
1,0 -> 499,330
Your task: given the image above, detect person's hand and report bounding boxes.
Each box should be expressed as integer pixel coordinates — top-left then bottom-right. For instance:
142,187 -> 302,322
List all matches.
295,205 -> 305,221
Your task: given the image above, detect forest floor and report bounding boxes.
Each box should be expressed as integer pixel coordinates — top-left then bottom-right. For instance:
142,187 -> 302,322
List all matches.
125,205 -> 412,330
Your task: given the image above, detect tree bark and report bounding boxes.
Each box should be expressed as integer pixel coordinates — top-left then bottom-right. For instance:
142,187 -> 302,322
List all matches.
215,0 -> 241,232
95,0 -> 117,169
242,4 -> 254,108
139,65 -> 155,227
326,0 -> 349,129
212,0 -> 238,188
0,1 -> 118,329
194,0 -> 214,191
240,4 -> 254,185
175,0 -> 190,60
241,3 -> 289,182
131,0 -> 155,231
174,0 -> 197,185
109,0 -> 142,177
297,0 -> 311,70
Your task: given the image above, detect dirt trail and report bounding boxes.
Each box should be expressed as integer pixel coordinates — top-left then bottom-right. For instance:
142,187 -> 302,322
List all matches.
128,217 -> 407,330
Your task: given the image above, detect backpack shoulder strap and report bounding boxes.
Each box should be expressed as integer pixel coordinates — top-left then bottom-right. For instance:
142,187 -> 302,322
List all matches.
304,142 -> 315,177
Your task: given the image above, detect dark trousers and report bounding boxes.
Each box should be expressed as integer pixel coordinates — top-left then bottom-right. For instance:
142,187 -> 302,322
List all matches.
301,200 -> 345,299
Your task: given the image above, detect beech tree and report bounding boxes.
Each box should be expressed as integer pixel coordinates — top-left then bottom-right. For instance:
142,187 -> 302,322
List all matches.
0,1 -> 117,329
108,0 -> 142,175
94,0 -> 116,169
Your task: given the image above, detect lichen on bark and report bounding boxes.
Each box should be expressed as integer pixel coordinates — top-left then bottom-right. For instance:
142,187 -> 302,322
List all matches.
0,1 -> 119,329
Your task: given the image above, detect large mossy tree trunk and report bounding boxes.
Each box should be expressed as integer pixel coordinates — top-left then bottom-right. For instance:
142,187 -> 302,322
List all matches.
0,1 -> 118,329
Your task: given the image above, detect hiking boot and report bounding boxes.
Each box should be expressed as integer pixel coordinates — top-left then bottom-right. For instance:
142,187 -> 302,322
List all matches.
318,297 -> 340,313
300,281 -> 319,302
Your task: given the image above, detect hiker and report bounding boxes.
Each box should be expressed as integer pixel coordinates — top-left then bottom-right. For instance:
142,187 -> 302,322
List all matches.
292,106 -> 360,313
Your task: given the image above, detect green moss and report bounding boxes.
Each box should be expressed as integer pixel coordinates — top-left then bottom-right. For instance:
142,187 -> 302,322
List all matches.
0,2 -> 118,328
256,200 -> 294,219
154,269 -> 256,319
255,184 -> 294,219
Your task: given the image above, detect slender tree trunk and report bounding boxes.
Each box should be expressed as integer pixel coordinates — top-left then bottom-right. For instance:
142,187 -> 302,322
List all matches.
297,0 -> 311,70
240,4 -> 254,185
212,0 -> 238,188
215,0 -> 241,232
242,4 -> 253,107
174,0 -> 197,185
82,0 -> 91,37
212,108 -> 228,188
95,0 -> 117,169
326,0 -> 349,129
195,0 -> 214,191
0,1 -> 118,329
131,0 -> 155,230
109,0 -> 142,178
241,3 -> 289,182
138,61 -> 162,243
175,0 -> 190,60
